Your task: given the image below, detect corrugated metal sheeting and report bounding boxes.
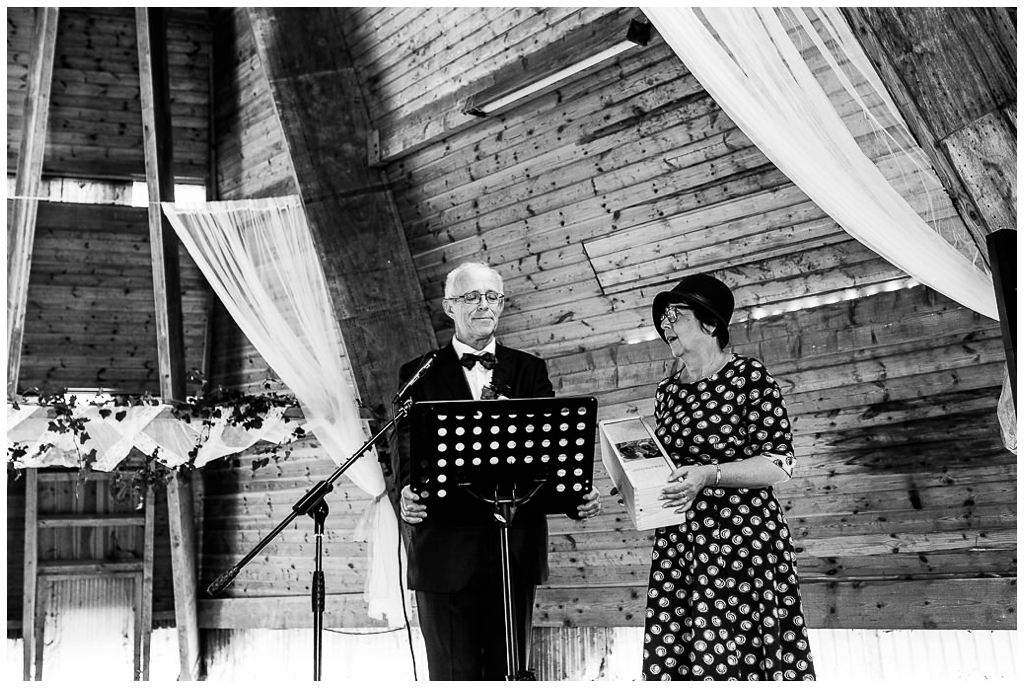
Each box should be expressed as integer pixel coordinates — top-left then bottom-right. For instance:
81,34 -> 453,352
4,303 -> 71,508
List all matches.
10,624 -> 1013,680
202,627 -> 428,682
534,627 -> 1018,681
22,577 -> 135,682
810,628 -> 1018,681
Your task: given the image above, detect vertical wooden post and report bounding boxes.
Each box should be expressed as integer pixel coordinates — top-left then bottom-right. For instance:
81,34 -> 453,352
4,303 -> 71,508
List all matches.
22,469 -> 39,680
136,7 -> 201,680
6,7 -> 59,399
140,483 -> 156,680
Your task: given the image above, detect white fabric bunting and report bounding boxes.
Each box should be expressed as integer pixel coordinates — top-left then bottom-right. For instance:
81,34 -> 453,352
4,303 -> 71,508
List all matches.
6,402 -> 296,471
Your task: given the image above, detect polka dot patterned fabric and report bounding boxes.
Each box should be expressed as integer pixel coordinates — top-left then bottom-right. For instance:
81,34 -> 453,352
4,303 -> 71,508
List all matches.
642,355 -> 815,680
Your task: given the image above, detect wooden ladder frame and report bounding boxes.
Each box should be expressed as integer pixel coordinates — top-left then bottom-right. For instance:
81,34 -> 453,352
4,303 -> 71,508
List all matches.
22,468 -> 156,681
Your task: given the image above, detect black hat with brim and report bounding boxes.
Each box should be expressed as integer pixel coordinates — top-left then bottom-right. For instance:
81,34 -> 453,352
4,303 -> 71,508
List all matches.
653,273 -> 735,342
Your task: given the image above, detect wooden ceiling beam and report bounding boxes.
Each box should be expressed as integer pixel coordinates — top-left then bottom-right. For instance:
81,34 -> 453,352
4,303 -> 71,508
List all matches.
6,7 -> 59,399
137,7 -> 186,402
843,7 -> 1017,264
246,7 -> 436,417
136,8 -> 201,681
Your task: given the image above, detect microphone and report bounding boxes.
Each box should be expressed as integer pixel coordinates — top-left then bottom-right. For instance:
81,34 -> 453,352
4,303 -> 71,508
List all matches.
392,351 -> 438,405
207,566 -> 241,596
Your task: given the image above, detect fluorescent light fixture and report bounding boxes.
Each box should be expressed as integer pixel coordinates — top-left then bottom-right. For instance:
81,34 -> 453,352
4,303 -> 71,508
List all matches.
748,277 -> 920,320
463,19 -> 651,117
468,41 -> 636,116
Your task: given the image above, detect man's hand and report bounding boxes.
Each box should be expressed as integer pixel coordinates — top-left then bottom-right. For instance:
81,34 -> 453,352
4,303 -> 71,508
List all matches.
400,484 -> 428,524
576,487 -> 602,520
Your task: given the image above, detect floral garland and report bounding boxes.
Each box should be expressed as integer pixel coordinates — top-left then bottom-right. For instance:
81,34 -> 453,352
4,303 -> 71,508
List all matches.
7,379 -> 306,508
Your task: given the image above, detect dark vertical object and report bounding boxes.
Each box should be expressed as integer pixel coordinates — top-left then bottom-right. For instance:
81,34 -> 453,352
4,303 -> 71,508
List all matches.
200,7 -> 218,397
986,229 -> 1016,404
136,8 -> 201,681
206,7 -> 220,204
7,7 -> 59,399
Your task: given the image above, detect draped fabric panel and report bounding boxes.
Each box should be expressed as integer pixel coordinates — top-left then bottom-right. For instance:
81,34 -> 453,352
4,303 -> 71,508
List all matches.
641,7 -> 999,321
161,196 -> 402,623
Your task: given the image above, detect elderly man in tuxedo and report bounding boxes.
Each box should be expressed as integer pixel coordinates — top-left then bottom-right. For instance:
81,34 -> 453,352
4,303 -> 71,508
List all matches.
392,261 -> 601,680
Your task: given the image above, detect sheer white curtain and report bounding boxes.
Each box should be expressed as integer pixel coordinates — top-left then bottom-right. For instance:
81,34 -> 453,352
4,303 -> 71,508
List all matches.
641,7 -> 999,321
162,195 -> 402,623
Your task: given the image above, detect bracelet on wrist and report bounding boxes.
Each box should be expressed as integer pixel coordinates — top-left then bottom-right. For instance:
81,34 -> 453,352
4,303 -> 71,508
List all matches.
713,462 -> 722,487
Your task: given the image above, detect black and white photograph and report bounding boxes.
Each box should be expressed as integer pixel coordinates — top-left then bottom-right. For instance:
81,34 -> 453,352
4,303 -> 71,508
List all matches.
5,5 -> 1016,683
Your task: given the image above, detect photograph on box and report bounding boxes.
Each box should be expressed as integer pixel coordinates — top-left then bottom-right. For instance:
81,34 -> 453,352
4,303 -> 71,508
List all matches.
600,417 -> 669,461
615,438 -> 663,461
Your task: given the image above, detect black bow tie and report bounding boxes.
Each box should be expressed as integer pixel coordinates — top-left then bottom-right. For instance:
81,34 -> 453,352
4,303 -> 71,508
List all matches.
460,352 -> 498,370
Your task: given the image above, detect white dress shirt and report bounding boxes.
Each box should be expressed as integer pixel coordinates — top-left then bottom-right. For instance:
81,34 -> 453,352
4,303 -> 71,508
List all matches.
451,337 -> 496,401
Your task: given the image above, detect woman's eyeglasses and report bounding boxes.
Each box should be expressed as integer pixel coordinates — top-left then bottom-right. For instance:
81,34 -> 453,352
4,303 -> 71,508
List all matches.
661,304 -> 691,324
446,290 -> 505,306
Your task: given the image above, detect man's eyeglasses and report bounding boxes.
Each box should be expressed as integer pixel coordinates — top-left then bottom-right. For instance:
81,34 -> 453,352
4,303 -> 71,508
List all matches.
446,290 -> 505,306
661,303 -> 691,325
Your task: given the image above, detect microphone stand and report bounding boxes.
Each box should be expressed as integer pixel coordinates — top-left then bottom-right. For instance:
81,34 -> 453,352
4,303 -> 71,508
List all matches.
206,400 -> 413,681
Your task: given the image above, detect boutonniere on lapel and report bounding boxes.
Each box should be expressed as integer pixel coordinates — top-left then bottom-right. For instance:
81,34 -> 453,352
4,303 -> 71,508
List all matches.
481,370 -> 511,400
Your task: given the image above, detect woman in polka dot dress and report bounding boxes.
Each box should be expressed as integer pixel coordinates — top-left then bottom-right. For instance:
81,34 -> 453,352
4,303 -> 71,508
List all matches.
642,274 -> 815,681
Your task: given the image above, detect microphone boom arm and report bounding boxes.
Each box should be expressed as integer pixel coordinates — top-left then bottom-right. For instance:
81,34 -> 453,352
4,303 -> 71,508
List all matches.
206,401 -> 410,596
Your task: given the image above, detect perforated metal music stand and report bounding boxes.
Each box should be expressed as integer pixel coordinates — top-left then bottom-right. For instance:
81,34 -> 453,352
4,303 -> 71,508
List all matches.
409,395 -> 598,680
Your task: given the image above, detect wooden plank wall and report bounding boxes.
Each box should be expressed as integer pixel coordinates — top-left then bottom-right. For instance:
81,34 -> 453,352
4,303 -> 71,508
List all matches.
6,7 -> 215,394
6,7 -> 210,181
210,9 -> 298,202
196,440 -> 383,628
184,7 -> 1012,633
15,201 -> 211,394
204,8 -> 300,394
539,285 -> 1012,630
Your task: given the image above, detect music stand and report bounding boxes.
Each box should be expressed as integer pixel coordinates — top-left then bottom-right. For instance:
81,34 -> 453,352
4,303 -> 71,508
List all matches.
409,396 -> 598,680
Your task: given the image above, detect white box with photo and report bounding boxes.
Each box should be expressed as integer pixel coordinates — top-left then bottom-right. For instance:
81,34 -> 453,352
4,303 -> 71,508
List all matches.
598,416 -> 685,531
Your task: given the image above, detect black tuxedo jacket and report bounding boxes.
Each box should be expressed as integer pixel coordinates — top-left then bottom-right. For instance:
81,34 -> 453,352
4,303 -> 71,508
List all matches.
393,340 -> 555,593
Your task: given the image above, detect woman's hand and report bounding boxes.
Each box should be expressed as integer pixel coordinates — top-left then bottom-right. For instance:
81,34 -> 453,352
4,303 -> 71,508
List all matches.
659,464 -> 717,514
400,484 -> 428,524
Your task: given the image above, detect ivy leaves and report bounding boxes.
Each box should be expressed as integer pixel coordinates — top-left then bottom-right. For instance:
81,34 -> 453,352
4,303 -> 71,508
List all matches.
7,381 -> 306,505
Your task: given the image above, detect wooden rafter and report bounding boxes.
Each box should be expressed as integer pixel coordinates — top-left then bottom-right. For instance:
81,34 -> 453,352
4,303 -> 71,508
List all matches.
843,7 -> 1017,263
246,7 -> 437,417
7,7 -> 59,399
136,7 -> 186,400
135,7 -> 201,681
